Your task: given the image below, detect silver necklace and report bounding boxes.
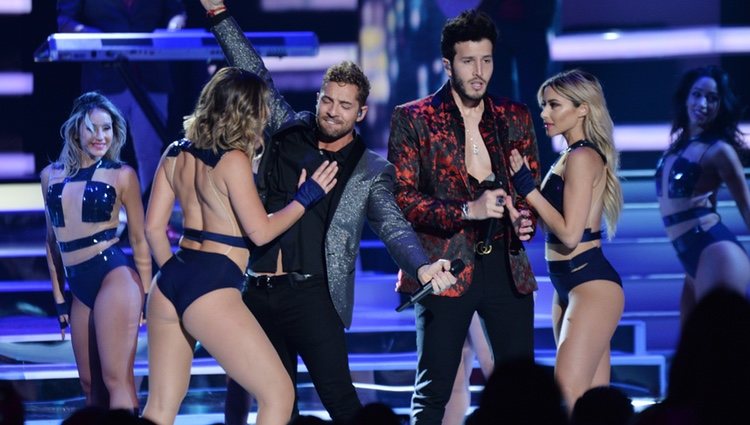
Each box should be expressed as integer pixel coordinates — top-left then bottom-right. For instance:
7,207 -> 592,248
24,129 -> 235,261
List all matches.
467,129 -> 479,156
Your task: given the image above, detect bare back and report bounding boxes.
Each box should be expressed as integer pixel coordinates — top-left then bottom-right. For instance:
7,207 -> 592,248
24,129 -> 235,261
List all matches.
195,149 -> 253,271
166,149 -> 202,250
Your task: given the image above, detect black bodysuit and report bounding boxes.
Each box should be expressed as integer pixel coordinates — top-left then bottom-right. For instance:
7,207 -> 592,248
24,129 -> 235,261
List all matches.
46,159 -> 131,308
540,140 -> 622,305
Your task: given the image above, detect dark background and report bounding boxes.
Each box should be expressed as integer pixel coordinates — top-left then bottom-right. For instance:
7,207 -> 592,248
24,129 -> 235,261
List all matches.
0,0 -> 747,181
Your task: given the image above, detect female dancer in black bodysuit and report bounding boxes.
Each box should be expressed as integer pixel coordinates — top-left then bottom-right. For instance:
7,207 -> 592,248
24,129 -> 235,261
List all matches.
508,69 -> 624,412
41,92 -> 150,410
142,67 -> 338,425
655,66 -> 750,318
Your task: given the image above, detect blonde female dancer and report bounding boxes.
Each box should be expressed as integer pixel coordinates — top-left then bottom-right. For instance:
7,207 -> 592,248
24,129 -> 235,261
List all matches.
509,69 -> 624,411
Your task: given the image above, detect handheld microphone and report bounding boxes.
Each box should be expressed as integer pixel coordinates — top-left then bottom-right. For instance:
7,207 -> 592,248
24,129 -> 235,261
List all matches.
473,178 -> 505,255
396,259 -> 465,312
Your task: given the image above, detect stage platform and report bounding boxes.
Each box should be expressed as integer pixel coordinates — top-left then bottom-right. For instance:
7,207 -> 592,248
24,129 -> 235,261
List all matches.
1,173 -> 748,423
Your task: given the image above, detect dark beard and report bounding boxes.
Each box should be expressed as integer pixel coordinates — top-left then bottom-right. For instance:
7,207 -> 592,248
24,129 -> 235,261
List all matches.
451,74 -> 484,102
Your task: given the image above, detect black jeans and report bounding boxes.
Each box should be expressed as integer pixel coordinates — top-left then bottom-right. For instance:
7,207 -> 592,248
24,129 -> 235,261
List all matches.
411,240 -> 535,424
242,276 -> 362,424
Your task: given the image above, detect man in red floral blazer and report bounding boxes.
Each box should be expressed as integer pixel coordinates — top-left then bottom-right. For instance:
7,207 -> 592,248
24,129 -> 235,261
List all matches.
387,9 -> 541,425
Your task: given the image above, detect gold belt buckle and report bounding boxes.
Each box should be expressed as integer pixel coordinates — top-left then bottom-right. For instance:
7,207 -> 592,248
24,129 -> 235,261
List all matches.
475,240 -> 492,255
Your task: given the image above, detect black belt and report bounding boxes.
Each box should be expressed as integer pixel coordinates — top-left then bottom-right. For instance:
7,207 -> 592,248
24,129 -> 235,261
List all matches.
475,236 -> 504,256
547,247 -> 601,274
662,207 -> 713,226
58,228 -> 117,252
248,272 -> 320,289
547,228 -> 602,245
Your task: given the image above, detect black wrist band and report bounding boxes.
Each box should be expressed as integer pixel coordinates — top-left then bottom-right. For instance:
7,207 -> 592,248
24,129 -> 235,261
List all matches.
511,164 -> 536,198
208,9 -> 230,25
55,301 -> 69,317
294,179 -> 326,209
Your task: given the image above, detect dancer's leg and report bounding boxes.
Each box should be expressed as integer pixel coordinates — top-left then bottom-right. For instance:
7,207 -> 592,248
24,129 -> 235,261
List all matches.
69,297 -> 95,404
554,280 -> 624,413
142,284 -> 197,424
93,266 -> 142,409
183,288 -> 293,425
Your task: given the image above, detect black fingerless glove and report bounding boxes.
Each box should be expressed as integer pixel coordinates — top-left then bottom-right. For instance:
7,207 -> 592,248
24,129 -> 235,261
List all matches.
511,164 -> 536,198
294,179 -> 326,209
55,300 -> 70,317
56,300 -> 70,329
510,164 -> 536,198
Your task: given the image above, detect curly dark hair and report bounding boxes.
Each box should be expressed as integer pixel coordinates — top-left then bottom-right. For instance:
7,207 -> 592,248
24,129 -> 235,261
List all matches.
322,61 -> 371,106
669,65 -> 746,155
440,9 -> 498,63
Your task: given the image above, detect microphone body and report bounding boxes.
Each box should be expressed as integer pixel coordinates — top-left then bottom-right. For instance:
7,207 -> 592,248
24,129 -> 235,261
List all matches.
477,179 -> 504,254
396,259 -> 466,312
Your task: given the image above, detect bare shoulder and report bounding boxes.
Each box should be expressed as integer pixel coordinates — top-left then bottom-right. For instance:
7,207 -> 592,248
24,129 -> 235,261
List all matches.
213,150 -> 253,184
567,145 -> 604,166
564,147 -> 603,182
114,163 -> 141,190
39,164 -> 53,187
40,163 -> 63,186
117,163 -> 139,179
39,163 -> 53,180
705,140 -> 743,169
218,150 -> 252,169
708,139 -> 739,157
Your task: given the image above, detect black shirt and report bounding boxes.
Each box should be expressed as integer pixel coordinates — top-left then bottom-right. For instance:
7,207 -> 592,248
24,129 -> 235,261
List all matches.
250,126 -> 355,275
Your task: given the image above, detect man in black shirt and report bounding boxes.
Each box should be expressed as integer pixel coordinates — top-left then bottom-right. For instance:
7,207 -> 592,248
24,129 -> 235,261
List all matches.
199,1 -> 457,423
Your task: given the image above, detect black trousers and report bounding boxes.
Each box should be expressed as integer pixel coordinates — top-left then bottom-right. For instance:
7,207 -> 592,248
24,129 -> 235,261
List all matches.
242,276 -> 362,424
411,240 -> 535,424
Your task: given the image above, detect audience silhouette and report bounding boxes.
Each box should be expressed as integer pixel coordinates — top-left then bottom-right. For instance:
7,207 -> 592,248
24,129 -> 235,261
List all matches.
465,359 -> 567,425
570,386 -> 633,425
348,402 -> 403,425
0,382 -> 24,425
632,288 -> 750,424
287,414 -> 331,424
62,407 -> 157,425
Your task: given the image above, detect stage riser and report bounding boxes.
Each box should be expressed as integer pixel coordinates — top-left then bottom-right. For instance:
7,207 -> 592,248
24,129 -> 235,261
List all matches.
0,319 -> 650,364
1,313 -> 666,421
9,357 -> 664,422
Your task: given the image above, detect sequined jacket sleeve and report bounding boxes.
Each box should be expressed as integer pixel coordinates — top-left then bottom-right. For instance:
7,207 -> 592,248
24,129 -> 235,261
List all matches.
367,159 -> 430,279
210,14 -> 295,134
324,150 -> 430,327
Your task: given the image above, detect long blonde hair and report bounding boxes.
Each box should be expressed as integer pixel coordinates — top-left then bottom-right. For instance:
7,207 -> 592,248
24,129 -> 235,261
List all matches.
184,67 -> 269,161
57,92 -> 127,177
538,69 -> 623,238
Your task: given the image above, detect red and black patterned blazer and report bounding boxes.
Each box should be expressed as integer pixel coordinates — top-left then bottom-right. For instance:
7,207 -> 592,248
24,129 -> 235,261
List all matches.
387,82 -> 540,297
